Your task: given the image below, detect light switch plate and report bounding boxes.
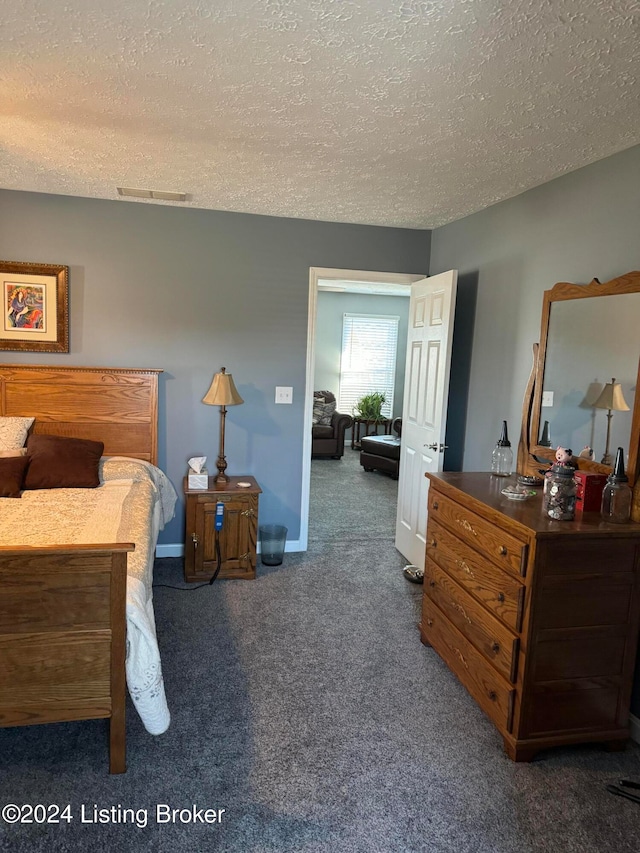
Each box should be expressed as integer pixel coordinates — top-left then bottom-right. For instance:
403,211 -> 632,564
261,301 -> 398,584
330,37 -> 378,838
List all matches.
542,390 -> 554,407
275,386 -> 293,404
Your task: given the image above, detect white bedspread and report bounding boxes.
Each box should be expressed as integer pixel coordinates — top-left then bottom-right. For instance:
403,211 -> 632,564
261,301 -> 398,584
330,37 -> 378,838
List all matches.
0,456 -> 177,735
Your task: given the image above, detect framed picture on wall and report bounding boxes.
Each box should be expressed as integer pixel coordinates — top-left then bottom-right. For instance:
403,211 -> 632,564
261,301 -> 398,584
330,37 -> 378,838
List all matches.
0,260 -> 69,352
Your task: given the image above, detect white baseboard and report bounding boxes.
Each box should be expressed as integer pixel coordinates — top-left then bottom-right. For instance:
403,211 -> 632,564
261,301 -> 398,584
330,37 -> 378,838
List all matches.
630,713 -> 640,744
155,539 -> 304,559
155,543 -> 184,558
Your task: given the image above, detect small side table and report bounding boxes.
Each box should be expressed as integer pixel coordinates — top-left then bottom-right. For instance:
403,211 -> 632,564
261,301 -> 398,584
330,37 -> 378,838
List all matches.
351,417 -> 392,450
184,476 -> 261,582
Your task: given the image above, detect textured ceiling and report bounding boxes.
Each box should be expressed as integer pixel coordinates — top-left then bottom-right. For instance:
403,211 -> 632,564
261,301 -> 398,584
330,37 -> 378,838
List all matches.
2,0 -> 639,229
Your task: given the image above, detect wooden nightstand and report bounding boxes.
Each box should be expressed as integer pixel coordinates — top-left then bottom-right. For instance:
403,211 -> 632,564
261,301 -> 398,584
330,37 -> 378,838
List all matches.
183,476 -> 261,582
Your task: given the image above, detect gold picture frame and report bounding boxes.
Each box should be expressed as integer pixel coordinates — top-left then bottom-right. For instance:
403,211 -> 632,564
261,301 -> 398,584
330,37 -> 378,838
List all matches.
0,260 -> 69,352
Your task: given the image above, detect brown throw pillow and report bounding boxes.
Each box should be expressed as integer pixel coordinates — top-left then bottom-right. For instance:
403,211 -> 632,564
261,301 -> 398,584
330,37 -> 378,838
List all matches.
24,434 -> 104,490
0,455 -> 29,498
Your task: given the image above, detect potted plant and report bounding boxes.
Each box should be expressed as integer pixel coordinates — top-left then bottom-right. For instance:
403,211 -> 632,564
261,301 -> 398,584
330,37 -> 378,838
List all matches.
353,391 -> 386,422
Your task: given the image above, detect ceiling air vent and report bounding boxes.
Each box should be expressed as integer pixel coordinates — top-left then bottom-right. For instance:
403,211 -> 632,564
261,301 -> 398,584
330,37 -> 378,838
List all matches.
117,187 -> 188,202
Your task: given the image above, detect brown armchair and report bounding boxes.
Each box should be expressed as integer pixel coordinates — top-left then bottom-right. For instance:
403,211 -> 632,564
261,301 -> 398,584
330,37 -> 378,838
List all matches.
311,391 -> 353,459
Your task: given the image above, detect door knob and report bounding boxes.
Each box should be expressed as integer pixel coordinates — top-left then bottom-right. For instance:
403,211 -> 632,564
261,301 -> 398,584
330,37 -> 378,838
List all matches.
425,443 -> 449,452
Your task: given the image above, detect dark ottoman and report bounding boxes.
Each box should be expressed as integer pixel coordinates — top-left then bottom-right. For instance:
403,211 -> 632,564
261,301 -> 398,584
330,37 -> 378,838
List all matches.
359,434 -> 401,479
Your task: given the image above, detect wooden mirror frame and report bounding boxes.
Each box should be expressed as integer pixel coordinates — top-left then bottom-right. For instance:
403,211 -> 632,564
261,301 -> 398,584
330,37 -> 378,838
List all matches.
520,270 -> 640,520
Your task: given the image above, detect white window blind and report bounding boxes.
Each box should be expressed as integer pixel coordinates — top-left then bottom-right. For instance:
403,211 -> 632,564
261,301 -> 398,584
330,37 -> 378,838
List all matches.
338,314 -> 399,418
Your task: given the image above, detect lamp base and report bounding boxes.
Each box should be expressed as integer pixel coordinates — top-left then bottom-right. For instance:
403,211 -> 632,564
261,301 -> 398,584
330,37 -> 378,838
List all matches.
214,450 -> 230,486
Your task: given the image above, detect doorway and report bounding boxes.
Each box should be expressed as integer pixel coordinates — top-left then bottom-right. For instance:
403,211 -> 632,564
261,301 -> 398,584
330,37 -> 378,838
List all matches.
300,267 -> 426,551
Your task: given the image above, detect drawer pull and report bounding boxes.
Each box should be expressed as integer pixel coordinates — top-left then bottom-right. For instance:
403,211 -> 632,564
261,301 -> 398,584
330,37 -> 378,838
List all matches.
426,618 -> 433,627
241,508 -> 255,517
488,690 -> 497,702
453,647 -> 469,669
497,592 -> 505,602
491,642 -> 500,654
498,546 -> 508,556
191,532 -> 198,550
429,538 -> 437,548
453,602 -> 472,624
457,518 -> 477,536
456,558 -> 473,576
429,579 -> 436,588
433,501 -> 439,510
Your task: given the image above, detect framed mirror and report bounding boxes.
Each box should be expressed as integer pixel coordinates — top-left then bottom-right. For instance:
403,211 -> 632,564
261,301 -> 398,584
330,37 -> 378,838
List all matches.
523,271 -> 640,501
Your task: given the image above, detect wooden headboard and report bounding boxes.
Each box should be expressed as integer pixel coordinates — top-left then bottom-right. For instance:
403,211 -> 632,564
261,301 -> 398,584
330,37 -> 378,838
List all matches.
0,365 -> 162,465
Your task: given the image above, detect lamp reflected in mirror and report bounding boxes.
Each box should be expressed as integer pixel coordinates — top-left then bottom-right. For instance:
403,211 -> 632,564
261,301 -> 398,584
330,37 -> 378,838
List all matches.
593,378 -> 629,466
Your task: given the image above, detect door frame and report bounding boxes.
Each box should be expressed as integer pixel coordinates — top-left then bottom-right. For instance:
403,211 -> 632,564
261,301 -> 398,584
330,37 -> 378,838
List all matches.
300,266 -> 426,551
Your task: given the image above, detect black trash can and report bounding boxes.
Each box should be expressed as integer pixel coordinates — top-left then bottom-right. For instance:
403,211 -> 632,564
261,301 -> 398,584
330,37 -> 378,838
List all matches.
259,524 -> 287,566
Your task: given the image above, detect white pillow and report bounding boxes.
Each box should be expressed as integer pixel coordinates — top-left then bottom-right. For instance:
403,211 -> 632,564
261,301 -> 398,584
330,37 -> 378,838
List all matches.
0,416 -> 34,451
0,447 -> 28,458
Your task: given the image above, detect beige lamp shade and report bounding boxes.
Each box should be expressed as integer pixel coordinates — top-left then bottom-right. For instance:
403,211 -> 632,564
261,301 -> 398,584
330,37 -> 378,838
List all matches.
202,367 -> 244,407
593,378 -> 630,412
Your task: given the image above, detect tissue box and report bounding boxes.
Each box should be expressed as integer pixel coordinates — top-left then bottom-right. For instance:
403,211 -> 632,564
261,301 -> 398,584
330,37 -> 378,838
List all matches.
188,469 -> 209,490
574,470 -> 607,513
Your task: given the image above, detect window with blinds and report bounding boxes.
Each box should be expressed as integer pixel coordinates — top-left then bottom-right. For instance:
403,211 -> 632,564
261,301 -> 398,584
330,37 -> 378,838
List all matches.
338,314 -> 399,418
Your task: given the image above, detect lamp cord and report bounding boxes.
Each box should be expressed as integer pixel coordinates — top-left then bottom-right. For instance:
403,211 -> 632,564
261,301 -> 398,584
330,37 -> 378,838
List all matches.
153,532 -> 223,591
209,535 -> 223,585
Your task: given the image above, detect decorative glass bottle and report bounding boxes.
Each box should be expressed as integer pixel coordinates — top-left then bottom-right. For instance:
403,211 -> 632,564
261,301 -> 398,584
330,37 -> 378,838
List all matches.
601,447 -> 632,524
544,464 -> 576,520
491,421 -> 513,477
539,420 -> 552,447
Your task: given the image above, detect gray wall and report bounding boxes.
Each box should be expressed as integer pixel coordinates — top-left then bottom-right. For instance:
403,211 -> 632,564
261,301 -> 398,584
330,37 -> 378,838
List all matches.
430,143 -> 640,473
0,189 -> 430,546
429,142 -> 640,717
314,290 -> 410,421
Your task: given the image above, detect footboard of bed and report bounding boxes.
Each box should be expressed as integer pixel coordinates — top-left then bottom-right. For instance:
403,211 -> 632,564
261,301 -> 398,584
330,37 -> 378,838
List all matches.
0,544 -> 134,774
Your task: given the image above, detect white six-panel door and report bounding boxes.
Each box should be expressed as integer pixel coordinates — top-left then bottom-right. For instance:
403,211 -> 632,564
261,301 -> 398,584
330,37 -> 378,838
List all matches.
394,270 -> 458,568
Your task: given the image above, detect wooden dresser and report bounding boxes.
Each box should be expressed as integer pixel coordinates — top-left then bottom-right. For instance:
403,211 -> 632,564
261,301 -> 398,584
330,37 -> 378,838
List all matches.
421,471 -> 640,761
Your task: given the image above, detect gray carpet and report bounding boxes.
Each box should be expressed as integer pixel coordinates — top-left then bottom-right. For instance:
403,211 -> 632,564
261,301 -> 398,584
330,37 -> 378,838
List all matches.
1,449 -> 640,852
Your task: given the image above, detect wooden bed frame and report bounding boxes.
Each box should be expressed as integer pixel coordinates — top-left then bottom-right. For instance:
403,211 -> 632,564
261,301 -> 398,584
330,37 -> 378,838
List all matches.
0,364 -> 162,774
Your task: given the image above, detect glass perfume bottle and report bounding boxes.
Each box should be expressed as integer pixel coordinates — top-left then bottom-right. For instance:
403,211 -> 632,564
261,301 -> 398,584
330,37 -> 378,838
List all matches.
601,447 -> 632,523
491,420 -> 513,477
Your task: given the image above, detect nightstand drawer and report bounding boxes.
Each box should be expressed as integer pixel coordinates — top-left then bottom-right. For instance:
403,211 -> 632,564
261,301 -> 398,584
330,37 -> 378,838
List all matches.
428,491 -> 528,577
426,519 -> 525,632
422,597 -> 515,733
424,559 -> 519,682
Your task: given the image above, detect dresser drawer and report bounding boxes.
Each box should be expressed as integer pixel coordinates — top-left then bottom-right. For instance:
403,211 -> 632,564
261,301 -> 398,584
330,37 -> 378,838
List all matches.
428,490 -> 528,577
422,597 -> 515,733
426,520 -> 525,632
539,538 -> 639,575
424,559 -> 519,682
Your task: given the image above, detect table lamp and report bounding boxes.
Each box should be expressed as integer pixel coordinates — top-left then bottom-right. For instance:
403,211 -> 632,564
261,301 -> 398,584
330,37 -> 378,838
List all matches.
202,367 -> 244,485
593,377 -> 629,466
